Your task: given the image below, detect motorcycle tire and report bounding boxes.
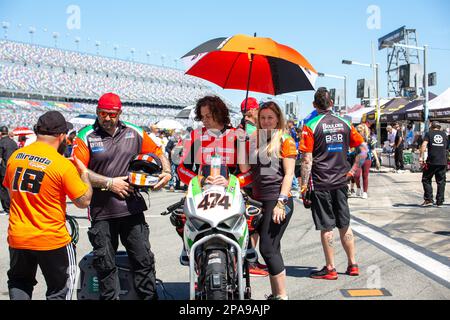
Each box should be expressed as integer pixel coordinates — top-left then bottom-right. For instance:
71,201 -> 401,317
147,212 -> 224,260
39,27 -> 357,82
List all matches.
204,250 -> 229,300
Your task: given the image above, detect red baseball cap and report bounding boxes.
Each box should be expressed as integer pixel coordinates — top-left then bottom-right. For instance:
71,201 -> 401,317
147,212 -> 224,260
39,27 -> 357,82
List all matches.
240,97 -> 259,113
98,93 -> 122,111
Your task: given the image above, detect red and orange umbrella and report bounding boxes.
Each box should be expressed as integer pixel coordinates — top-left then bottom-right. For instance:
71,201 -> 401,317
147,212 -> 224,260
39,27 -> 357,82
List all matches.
182,34 -> 317,112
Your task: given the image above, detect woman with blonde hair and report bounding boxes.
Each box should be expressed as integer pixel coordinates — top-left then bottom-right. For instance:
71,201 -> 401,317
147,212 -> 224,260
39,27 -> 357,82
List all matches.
240,101 -> 297,300
354,123 -> 380,199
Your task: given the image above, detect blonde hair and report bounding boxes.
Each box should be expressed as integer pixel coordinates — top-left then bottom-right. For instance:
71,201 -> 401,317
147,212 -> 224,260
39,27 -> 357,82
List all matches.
357,124 -> 370,141
257,102 -> 286,157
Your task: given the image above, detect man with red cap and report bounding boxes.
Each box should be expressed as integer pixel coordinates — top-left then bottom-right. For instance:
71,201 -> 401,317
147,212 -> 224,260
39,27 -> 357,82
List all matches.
73,92 -> 172,300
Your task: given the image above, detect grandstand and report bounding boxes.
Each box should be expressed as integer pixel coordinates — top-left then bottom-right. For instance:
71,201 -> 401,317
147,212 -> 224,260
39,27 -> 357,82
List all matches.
0,40 -> 236,129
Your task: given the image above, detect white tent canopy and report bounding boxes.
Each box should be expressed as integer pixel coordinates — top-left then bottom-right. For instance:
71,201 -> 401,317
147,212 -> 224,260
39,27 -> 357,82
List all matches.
344,107 -> 375,124
156,119 -> 184,130
70,114 -> 96,125
409,87 -> 450,111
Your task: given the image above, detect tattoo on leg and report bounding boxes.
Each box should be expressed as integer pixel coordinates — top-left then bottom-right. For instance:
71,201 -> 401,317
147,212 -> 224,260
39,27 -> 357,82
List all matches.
327,236 -> 334,248
344,234 -> 353,242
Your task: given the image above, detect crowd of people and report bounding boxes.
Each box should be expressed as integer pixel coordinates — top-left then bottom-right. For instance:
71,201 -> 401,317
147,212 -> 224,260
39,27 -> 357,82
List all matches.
0,88 -> 447,301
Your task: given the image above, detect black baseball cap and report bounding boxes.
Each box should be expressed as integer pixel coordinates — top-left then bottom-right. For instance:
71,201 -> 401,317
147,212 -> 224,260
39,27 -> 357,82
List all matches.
35,111 -> 73,135
0,126 -> 8,134
431,121 -> 441,129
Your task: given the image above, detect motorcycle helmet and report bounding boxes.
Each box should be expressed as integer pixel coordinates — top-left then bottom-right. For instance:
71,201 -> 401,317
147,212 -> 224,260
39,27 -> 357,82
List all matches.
128,153 -> 162,190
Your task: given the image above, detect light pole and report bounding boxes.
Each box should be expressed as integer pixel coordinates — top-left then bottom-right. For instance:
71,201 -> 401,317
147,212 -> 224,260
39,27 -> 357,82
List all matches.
52,32 -> 59,48
95,41 -> 101,55
280,94 -> 301,119
146,51 -> 151,64
318,72 -> 347,112
161,54 -> 165,66
75,37 -> 80,51
130,48 -> 135,61
387,42 -> 429,132
113,45 -> 118,58
2,21 -> 10,39
28,26 -> 35,44
342,59 -> 380,147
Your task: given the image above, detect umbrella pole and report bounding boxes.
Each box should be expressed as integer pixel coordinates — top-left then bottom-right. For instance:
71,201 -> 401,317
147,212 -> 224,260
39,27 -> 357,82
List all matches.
243,33 -> 257,115
243,54 -> 254,115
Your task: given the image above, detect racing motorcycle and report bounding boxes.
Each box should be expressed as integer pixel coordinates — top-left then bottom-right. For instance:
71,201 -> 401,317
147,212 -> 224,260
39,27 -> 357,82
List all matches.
162,167 -> 262,300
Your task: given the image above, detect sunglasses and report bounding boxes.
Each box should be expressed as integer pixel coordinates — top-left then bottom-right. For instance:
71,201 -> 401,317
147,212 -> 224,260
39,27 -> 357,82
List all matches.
98,111 -> 119,119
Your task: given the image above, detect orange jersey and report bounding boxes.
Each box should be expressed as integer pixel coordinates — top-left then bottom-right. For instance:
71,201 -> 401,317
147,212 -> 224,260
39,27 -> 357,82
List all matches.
3,142 -> 88,251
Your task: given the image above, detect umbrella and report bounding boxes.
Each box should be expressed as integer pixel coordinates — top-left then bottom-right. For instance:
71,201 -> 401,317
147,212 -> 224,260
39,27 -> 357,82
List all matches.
182,34 -> 317,113
12,127 -> 34,136
175,105 -> 195,119
156,119 -> 184,130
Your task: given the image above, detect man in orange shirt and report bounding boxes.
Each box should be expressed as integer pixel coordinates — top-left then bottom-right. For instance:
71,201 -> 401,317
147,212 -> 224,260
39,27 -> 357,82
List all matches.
3,111 -> 92,300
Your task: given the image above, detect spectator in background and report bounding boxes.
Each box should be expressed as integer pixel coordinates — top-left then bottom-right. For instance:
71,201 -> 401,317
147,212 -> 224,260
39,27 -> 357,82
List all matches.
405,123 -> 414,149
386,125 -> 397,150
0,126 -> 18,215
393,122 -> 405,172
17,136 -> 27,149
64,130 -> 77,158
149,125 -> 163,147
419,121 -> 449,207
354,124 -> 380,199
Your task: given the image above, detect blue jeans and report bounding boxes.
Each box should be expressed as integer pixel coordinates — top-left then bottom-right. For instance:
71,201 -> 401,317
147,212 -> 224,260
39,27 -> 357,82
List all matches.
292,176 -> 299,190
169,163 -> 180,188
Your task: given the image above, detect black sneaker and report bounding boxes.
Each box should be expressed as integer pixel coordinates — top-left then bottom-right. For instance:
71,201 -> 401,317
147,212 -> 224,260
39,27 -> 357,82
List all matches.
310,266 -> 338,280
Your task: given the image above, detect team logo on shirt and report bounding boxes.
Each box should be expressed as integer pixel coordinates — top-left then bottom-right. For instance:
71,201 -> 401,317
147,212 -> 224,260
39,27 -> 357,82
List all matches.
433,134 -> 444,146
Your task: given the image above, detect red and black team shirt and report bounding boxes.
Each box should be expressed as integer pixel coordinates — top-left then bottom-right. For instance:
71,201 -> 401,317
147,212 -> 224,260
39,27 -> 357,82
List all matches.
177,127 -> 252,187
299,111 -> 364,191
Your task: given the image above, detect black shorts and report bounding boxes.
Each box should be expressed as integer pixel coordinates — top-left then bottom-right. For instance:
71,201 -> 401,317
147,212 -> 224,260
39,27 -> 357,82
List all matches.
311,186 -> 351,231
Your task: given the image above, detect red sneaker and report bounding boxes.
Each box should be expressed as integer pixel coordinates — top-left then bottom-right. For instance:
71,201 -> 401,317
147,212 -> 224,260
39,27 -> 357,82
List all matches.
310,266 -> 338,280
249,264 -> 269,277
345,264 -> 359,276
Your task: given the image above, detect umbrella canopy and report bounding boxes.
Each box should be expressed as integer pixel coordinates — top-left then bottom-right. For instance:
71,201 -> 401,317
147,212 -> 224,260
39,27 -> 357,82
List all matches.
182,34 -> 317,97
175,105 -> 195,119
12,127 -> 34,136
156,119 -> 184,130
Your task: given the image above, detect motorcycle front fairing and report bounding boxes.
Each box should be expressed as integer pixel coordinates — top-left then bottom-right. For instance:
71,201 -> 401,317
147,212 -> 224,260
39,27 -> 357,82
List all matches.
183,175 -> 249,258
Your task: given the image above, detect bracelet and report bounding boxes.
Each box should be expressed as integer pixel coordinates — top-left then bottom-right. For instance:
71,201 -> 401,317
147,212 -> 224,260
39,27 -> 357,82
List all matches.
276,202 -> 286,210
106,178 -> 113,191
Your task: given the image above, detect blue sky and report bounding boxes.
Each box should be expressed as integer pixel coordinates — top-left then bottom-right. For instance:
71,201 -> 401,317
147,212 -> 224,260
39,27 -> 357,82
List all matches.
1,0 -> 449,118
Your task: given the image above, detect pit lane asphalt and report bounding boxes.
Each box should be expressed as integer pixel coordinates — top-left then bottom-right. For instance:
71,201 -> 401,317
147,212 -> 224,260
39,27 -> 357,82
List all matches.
0,169 -> 448,300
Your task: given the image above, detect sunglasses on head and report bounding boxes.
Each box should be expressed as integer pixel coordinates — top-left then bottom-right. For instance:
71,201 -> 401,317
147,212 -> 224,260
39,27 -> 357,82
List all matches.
98,111 -> 119,119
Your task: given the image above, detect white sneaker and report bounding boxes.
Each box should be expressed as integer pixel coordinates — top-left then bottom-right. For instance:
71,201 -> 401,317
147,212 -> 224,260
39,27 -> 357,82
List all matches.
362,192 -> 368,199
356,188 -> 362,197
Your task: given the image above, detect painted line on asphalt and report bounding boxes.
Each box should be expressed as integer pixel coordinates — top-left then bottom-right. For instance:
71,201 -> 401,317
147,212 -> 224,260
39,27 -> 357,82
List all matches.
351,218 -> 450,288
